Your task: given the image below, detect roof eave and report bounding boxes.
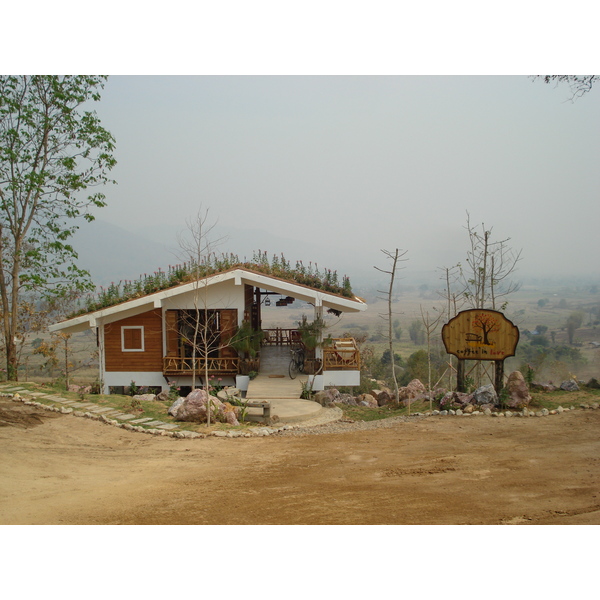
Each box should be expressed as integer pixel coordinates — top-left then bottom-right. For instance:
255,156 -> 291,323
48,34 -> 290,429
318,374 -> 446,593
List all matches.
49,268 -> 367,333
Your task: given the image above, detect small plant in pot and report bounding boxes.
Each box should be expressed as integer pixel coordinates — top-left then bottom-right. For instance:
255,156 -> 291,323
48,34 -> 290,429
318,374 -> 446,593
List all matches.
297,315 -> 331,374
229,320 -> 263,374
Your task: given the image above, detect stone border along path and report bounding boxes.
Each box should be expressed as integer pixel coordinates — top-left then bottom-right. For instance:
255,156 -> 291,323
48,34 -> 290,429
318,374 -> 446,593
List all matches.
0,386 -> 303,438
1,384 -> 597,439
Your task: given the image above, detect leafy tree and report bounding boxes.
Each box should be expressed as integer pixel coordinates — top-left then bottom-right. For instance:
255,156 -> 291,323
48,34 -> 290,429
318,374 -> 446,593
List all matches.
381,348 -> 402,366
566,311 -> 585,344
535,325 -> 548,335
408,320 -> 425,345
403,350 -> 429,384
530,335 -> 550,347
0,76 -> 116,379
393,318 -> 402,341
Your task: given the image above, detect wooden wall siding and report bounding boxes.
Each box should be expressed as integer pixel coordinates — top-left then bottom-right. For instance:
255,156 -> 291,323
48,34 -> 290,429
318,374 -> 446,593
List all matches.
104,309 -> 163,372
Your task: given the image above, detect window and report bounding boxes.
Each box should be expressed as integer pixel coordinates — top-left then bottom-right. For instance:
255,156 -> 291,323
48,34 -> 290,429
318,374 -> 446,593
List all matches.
121,326 -> 144,352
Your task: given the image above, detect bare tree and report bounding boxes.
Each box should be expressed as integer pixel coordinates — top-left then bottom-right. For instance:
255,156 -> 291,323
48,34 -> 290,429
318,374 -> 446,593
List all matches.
436,264 -> 466,390
460,212 -> 522,311
176,207 -> 227,426
437,264 -> 465,321
374,248 -> 407,404
419,305 -> 443,412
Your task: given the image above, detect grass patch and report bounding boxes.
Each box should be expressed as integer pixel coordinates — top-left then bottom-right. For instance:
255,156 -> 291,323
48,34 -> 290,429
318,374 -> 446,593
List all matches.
340,398 -> 433,421
528,388 -> 600,411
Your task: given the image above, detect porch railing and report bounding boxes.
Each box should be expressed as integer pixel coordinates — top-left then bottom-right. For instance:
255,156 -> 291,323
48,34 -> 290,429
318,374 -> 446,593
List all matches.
262,328 -> 301,346
163,356 -> 239,376
323,338 -> 360,371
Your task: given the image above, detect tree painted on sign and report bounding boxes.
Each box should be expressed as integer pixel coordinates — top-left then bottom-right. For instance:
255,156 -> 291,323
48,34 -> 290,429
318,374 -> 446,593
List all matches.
472,313 -> 500,346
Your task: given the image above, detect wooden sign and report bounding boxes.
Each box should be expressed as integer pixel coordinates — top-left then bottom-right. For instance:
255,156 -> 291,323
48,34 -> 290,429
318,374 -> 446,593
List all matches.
442,309 -> 519,361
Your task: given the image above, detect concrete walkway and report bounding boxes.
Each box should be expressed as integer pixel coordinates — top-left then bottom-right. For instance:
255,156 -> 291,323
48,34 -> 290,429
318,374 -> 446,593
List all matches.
245,346 -> 324,423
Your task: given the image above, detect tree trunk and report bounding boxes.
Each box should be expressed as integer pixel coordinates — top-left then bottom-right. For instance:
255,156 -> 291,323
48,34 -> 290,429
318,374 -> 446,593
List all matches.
6,339 -> 18,381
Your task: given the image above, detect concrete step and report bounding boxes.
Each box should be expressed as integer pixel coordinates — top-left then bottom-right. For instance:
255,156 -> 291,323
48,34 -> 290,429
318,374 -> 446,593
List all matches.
245,398 -> 324,423
246,374 -> 305,399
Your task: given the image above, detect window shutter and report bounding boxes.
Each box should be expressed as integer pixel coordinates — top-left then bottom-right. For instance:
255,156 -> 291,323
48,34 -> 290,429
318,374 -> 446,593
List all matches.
220,309 -> 238,358
165,310 -> 179,356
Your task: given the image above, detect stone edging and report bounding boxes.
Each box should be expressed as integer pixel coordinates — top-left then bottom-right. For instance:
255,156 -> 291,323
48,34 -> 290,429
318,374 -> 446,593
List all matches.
1,392 -> 299,438
424,403 -> 599,417
3,391 -> 598,439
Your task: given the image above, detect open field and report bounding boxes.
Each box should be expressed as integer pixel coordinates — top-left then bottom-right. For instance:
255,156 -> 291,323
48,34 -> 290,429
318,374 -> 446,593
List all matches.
1,399 -> 600,525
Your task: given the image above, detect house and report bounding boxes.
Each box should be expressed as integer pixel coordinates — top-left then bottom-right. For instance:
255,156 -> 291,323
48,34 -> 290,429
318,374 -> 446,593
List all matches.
49,267 -> 367,394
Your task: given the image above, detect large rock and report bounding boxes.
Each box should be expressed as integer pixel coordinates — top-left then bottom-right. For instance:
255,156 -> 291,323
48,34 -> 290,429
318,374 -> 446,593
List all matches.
439,391 -> 472,409
132,393 -> 157,402
473,384 -> 498,406
357,394 -> 378,408
217,387 -> 242,402
174,389 -> 227,422
371,389 -> 392,406
454,392 -> 474,406
439,392 -> 455,410
337,393 -> 355,405
157,389 -> 171,402
505,371 -> 532,409
168,397 -> 185,416
560,379 -> 580,392
314,389 -> 341,406
398,379 -> 426,403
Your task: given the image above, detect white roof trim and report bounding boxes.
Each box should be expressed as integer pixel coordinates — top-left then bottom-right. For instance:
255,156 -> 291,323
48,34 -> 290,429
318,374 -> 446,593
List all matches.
49,268 -> 366,333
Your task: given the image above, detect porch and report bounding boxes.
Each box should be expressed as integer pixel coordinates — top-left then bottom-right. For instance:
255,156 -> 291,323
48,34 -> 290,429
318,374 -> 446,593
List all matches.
163,356 -> 239,377
162,332 -> 361,378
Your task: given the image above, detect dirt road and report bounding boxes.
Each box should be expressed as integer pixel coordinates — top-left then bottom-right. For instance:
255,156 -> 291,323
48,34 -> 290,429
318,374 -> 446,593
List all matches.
1,402 -> 599,525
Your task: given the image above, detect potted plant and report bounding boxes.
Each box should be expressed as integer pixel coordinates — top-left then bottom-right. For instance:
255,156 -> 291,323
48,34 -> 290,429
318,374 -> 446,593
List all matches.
229,320 -> 263,375
297,315 -> 331,374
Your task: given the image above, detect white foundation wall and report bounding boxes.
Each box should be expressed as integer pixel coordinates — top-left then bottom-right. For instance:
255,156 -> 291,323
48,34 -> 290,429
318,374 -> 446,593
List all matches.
102,372 -> 239,394
103,371 -> 167,394
308,370 -> 360,390
168,375 -> 236,389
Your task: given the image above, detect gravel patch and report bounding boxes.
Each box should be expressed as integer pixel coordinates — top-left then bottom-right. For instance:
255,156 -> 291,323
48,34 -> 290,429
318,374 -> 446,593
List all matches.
278,407 -> 419,436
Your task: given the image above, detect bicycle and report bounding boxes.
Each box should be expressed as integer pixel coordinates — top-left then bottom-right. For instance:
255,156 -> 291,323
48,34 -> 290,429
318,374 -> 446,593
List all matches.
289,346 -> 305,379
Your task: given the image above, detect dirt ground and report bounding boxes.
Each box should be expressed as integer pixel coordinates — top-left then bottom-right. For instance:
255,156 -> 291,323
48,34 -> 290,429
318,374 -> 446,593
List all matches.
1,401 -> 599,525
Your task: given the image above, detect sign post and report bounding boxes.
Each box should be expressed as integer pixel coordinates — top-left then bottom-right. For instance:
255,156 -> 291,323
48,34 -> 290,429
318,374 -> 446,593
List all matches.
441,309 -> 519,393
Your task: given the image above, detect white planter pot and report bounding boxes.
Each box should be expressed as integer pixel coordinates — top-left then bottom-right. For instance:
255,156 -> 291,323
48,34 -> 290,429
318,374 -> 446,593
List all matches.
236,375 -> 250,391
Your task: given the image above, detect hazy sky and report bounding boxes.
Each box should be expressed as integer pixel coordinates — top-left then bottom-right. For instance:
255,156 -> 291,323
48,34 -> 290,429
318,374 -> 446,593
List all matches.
87,75 -> 599,284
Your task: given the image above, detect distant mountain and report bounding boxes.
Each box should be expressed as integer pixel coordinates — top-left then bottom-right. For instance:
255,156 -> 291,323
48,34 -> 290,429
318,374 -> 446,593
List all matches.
71,219 -> 176,287
69,218 -> 446,291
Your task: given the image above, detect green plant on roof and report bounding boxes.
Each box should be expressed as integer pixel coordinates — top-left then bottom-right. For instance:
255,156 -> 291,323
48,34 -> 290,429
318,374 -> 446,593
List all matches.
67,251 -> 355,318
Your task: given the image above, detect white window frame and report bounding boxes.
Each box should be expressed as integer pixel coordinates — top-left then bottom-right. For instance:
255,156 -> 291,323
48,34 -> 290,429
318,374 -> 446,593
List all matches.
121,326 -> 145,352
